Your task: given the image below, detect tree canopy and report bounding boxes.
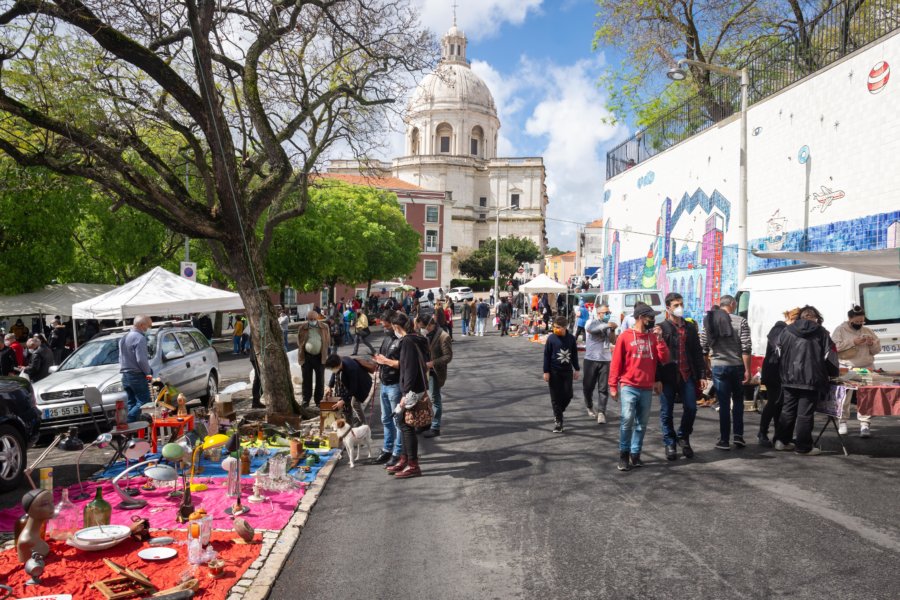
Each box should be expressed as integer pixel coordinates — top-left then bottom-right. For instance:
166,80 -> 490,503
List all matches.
458,236 -> 541,281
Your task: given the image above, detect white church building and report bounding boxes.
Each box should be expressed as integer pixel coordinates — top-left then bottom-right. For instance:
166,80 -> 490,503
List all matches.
328,20 -> 549,287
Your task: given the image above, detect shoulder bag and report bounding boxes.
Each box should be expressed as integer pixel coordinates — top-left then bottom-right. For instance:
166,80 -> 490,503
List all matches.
404,343 -> 433,428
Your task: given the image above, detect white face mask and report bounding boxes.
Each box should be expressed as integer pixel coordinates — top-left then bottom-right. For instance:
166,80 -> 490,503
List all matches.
672,306 -> 684,318
420,328 -> 429,336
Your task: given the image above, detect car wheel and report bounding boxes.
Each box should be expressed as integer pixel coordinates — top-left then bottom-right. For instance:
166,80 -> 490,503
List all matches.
0,424 -> 26,492
203,372 -> 218,404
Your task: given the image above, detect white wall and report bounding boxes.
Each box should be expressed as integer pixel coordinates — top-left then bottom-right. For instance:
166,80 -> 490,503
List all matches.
601,30 -> 900,321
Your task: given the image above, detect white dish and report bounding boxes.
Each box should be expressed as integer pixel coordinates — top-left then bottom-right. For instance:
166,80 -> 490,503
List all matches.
138,547 -> 177,561
66,537 -> 128,552
74,524 -> 132,543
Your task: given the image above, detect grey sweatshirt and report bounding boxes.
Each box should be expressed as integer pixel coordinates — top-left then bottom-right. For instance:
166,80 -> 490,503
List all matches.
700,312 -> 751,367
584,319 -> 615,362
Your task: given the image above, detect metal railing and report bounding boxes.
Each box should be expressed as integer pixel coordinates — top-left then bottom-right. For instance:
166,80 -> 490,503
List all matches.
606,0 -> 900,179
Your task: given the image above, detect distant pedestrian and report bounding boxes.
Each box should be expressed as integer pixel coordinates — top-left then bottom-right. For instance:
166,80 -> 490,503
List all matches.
543,316 -> 580,433
20,337 -> 53,383
418,314 -> 452,438
583,303 -> 617,424
3,333 -> 23,367
232,317 -> 244,355
241,318 -> 251,354
757,307 -> 800,446
773,305 -> 838,455
468,298 -> 477,335
700,295 -> 752,451
832,305 -> 880,437
48,316 -> 66,365
475,298 -> 490,336
488,287 -> 495,306
297,310 -> 331,408
574,299 -> 589,342
609,303 -> 669,471
342,306 -> 355,344
352,310 -> 375,355
279,310 -> 291,351
460,298 -> 472,336
657,293 -> 706,460
497,297 -> 513,336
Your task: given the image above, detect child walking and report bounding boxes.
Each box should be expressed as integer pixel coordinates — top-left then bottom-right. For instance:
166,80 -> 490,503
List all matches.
543,316 -> 580,433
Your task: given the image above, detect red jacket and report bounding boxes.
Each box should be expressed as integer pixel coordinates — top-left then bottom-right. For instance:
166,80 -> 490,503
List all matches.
608,328 -> 670,390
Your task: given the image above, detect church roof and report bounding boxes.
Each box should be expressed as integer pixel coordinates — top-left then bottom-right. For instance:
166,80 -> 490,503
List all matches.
320,173 -> 424,191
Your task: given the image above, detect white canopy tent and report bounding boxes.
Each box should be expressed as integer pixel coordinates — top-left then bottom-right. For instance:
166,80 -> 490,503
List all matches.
753,248 -> 900,280
72,266 -> 244,321
520,274 -> 568,294
0,283 -> 116,318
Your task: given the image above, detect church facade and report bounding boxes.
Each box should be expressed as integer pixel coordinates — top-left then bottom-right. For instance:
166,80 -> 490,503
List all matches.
328,21 -> 549,288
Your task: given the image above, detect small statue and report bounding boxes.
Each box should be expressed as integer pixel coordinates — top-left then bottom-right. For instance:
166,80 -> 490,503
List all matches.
17,489 -> 54,583
177,393 -> 188,417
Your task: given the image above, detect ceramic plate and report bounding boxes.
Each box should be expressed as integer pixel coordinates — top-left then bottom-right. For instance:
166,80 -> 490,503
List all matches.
66,537 -> 127,552
74,524 -> 132,542
138,547 -> 177,561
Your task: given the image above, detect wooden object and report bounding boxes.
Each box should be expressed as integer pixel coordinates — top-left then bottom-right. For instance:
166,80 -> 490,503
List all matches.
266,413 -> 302,429
93,559 -> 156,599
151,578 -> 199,597
319,400 -> 341,434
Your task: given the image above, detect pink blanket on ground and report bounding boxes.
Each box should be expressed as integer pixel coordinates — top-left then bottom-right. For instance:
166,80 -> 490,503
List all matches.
0,477 -> 303,533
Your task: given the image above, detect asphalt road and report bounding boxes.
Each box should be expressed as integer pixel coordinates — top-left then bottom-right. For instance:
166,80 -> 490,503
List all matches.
269,329 -> 900,600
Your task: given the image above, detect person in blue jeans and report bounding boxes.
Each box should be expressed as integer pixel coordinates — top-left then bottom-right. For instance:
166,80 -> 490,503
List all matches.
700,296 -> 752,451
609,303 -> 670,470
372,316 -> 403,465
118,315 -> 153,422
418,314 -> 452,437
657,293 -> 708,460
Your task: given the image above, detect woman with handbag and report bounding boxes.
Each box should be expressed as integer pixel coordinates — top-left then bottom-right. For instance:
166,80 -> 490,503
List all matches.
374,312 -> 431,479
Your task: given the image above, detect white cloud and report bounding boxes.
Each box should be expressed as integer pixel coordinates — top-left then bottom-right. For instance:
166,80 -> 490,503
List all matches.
414,0 -> 543,40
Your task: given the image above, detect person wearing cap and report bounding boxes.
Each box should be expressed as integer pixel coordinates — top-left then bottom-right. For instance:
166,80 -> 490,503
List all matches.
700,295 -> 752,451
296,309 -> 331,408
608,302 -> 670,471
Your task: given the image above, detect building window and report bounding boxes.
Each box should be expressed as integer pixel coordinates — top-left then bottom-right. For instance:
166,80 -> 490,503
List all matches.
511,193 -> 520,209
478,213 -> 486,221
436,123 -> 452,154
478,240 -> 486,249
425,229 -> 439,252
440,136 -> 450,153
426,205 -> 439,223
471,138 -> 478,156
479,197 -> 487,207
424,260 -> 438,280
399,204 -> 406,217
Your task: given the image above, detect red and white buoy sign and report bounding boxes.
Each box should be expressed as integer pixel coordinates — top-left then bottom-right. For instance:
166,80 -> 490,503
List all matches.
867,61 -> 890,94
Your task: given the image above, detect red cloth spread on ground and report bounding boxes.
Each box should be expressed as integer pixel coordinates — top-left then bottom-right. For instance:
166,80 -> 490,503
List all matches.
0,531 -> 261,598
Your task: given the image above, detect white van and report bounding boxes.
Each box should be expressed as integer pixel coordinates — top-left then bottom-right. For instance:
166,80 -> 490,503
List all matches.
736,266 -> 900,371
595,289 -> 665,325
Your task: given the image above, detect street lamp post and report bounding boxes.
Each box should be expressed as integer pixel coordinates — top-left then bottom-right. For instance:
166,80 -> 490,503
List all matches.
494,203 -> 520,306
668,59 -> 749,285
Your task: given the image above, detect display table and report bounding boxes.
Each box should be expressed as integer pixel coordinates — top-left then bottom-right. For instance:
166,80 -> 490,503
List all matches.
855,386 -> 900,416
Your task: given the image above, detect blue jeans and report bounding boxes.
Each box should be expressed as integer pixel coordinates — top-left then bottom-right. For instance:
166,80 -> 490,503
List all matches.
660,376 -> 698,445
343,323 -> 353,344
122,371 -> 151,422
461,319 -> 468,336
618,385 -> 653,454
476,317 -> 486,335
712,364 -> 745,441
380,383 -> 403,456
233,336 -> 241,354
282,330 -> 289,350
429,376 -> 442,430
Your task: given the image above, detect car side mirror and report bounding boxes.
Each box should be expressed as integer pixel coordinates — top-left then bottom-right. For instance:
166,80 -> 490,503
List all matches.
164,350 -> 185,361
48,365 -> 59,374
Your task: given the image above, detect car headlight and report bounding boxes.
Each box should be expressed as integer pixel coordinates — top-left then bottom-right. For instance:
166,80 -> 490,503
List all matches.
102,380 -> 125,394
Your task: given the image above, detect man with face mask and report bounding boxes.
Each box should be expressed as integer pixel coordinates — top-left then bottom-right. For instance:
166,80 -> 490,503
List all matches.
118,315 -> 153,422
831,305 -> 880,437
543,316 -> 581,433
657,293 -> 707,460
583,303 -> 617,423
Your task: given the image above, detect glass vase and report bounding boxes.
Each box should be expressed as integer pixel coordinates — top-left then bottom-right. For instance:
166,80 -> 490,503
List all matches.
48,489 -> 79,541
83,487 -> 112,527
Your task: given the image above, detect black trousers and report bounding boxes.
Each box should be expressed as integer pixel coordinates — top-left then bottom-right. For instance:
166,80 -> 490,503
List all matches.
301,353 -> 325,406
582,359 -> 610,412
759,381 -> 782,438
574,326 -> 585,342
399,419 -> 418,460
353,332 -> 375,355
500,318 -> 510,336
777,386 -> 817,452
548,370 -> 574,422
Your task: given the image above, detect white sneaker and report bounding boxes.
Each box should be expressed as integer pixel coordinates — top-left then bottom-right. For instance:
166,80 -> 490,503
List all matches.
797,447 -> 822,456
597,412 -> 607,424
860,424 -> 871,438
838,422 -> 848,435
774,441 -> 795,451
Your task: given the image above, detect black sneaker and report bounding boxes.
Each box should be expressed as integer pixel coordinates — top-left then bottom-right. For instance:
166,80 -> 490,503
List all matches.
423,428 -> 441,438
371,451 -> 392,464
552,421 -> 563,434
384,455 -> 401,468
617,452 -> 631,471
665,444 -> 678,461
733,435 -> 746,448
679,436 -> 694,458
757,433 -> 772,447
629,453 -> 644,468
715,439 -> 731,451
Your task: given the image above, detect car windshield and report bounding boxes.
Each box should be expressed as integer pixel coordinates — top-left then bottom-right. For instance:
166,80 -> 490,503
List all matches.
59,332 -> 157,371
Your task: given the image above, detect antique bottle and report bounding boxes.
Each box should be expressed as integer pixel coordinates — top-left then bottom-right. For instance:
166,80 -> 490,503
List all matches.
240,448 -> 251,475
48,488 -> 79,541
83,487 -> 112,527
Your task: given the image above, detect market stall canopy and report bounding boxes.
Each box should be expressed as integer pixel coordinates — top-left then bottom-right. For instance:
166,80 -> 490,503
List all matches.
71,266 -> 244,320
753,248 -> 900,280
520,274 -> 569,294
370,281 -> 402,291
0,283 -> 116,317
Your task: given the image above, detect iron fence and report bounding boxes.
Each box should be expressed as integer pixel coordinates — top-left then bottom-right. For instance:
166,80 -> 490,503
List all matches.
606,0 -> 900,179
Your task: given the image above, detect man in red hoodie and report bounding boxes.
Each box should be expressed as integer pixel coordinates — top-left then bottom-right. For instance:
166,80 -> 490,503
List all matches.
609,303 -> 670,471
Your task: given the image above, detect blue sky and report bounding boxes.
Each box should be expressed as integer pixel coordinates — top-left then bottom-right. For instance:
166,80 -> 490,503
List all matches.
410,0 -> 633,248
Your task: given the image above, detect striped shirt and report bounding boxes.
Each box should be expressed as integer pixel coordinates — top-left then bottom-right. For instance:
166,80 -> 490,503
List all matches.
700,313 -> 751,367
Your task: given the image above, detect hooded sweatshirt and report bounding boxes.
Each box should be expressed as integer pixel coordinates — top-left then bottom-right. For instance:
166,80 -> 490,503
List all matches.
776,319 -> 838,391
609,328 -> 670,390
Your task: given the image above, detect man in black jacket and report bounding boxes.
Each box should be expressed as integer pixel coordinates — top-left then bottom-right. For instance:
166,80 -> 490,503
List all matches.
774,305 -> 838,455
21,337 -> 53,382
657,293 -> 707,460
497,297 -> 513,336
325,354 -> 372,427
0,336 -> 17,376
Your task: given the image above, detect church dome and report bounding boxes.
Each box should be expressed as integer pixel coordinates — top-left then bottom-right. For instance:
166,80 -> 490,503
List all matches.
408,23 -> 497,117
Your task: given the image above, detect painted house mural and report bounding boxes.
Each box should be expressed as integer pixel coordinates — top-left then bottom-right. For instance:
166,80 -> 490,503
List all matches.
601,30 -> 899,323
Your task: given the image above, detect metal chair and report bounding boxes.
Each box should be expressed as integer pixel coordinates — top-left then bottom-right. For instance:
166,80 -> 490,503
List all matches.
84,386 -> 113,435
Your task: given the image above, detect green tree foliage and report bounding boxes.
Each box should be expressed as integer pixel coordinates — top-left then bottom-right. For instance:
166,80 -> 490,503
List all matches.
266,182 -> 420,299
544,246 -> 571,258
0,164 -> 87,294
458,236 -> 540,280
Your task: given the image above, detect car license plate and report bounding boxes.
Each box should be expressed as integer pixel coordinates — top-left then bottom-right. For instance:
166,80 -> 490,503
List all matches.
43,404 -> 89,419
881,344 -> 900,354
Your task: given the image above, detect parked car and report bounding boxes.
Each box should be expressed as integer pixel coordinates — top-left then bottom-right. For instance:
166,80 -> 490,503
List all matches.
32,326 -> 219,433
0,376 -> 42,492
447,286 -> 474,302
594,289 -> 665,325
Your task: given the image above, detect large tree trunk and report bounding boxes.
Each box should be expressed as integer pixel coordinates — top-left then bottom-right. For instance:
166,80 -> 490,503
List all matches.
226,241 -> 296,416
